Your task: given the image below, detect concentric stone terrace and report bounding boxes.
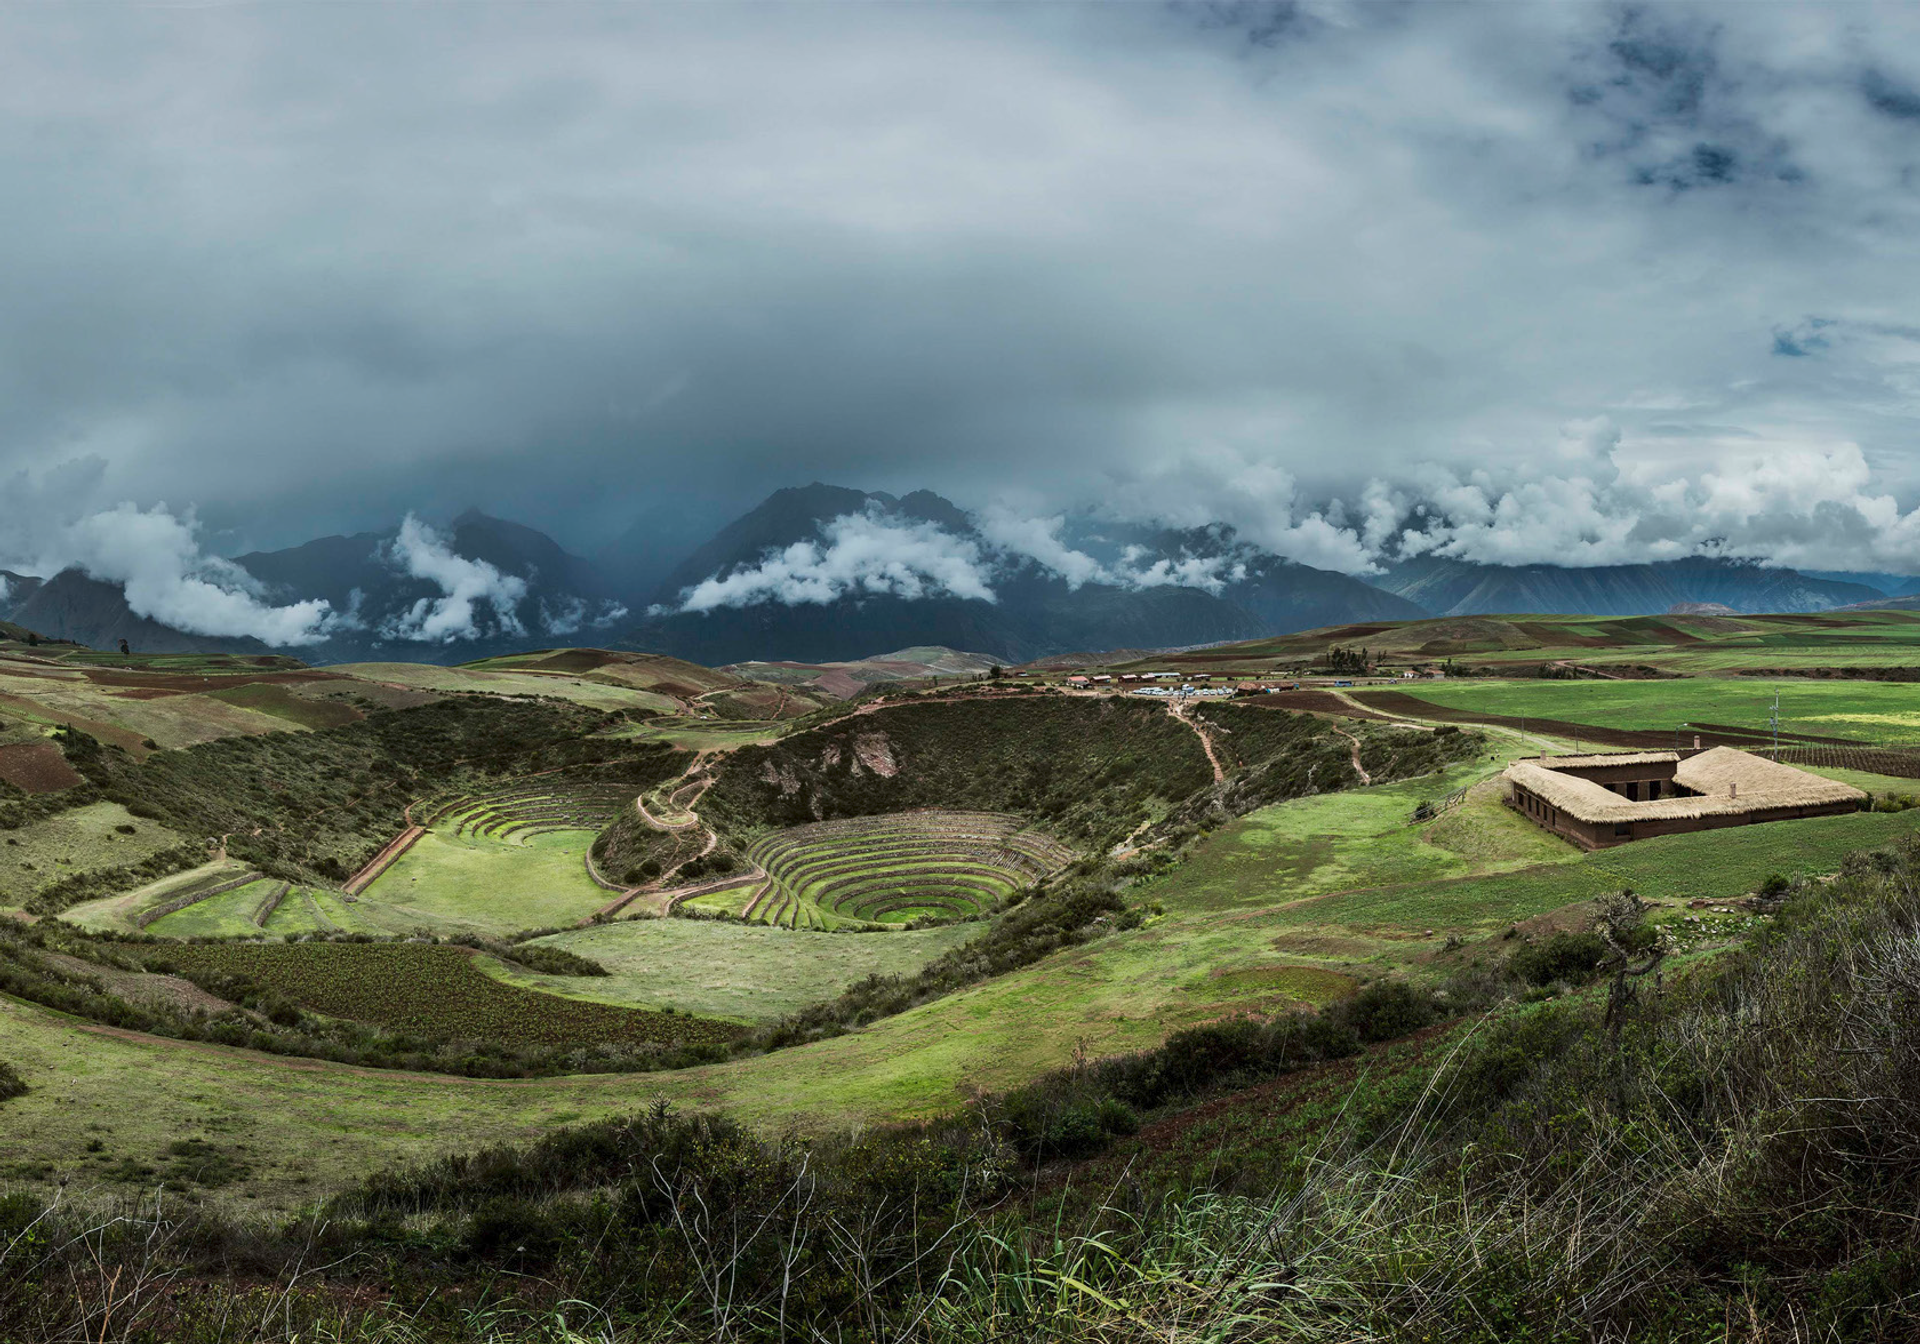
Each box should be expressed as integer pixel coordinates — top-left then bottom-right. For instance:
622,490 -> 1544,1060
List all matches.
423,780 -> 636,845
681,810 -> 1074,929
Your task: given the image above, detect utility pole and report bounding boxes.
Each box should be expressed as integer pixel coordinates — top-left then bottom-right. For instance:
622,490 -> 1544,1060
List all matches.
1770,688 -> 1780,760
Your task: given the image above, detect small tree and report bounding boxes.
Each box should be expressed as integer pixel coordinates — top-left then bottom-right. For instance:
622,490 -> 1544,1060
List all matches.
1595,888 -> 1665,1037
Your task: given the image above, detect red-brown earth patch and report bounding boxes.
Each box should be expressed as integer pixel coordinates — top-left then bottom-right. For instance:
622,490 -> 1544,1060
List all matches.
0,741 -> 83,793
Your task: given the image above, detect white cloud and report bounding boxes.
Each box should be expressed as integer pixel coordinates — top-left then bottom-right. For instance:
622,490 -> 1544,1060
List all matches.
975,508 -> 1109,589
61,503 -> 338,646
672,512 -> 997,613
379,513 -> 529,642
541,595 -> 629,636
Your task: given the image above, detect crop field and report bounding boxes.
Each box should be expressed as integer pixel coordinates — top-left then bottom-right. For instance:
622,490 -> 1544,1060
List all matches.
199,682 -> 365,730
0,802 -> 188,909
686,811 -> 1074,929
491,918 -> 987,1022
463,648 -> 742,699
1359,677 -> 1920,745
0,741 -> 83,792
123,942 -> 741,1051
324,662 -> 681,715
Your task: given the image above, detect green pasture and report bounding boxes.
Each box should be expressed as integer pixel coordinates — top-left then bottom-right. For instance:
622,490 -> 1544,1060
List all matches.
356,828 -> 607,936
1368,677 -> 1920,744
145,879 -> 284,938
493,918 -> 987,1022
0,802 -> 186,908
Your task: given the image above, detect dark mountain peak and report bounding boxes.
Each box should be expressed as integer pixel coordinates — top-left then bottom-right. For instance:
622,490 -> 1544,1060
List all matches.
895,490 -> 973,534
0,570 -> 45,621
655,483 -> 892,604
11,569 -> 271,656
447,511 -> 591,586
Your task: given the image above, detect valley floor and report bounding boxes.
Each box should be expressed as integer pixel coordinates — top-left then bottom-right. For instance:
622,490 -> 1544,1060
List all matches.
11,711 -> 1920,1213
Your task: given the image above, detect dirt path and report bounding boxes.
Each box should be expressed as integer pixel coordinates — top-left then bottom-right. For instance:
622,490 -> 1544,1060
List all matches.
1330,725 -> 1372,786
594,753 -> 753,921
1169,702 -> 1226,783
343,826 -> 426,895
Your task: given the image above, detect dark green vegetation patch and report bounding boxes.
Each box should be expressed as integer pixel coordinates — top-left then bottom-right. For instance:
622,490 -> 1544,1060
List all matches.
130,942 -> 738,1052
33,698 -> 687,905
703,696 -> 1215,846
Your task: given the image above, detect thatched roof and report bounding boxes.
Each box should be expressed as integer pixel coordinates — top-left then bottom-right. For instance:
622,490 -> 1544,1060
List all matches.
1505,746 -> 1864,823
1535,751 -> 1679,770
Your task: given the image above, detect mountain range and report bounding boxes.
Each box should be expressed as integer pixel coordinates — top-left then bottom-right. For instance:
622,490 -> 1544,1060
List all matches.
0,486 -> 1912,664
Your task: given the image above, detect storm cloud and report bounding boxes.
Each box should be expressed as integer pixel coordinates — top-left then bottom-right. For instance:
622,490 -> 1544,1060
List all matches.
6,1 -> 1920,599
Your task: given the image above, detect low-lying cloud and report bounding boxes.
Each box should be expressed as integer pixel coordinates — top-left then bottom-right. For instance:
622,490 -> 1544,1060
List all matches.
659,425 -> 1920,617
669,512 -> 999,614
541,595 -> 629,636
379,513 -> 529,643
0,469 -> 607,647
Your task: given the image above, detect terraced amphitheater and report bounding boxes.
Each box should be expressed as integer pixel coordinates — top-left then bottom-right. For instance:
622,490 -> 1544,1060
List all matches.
680,811 -> 1074,930
420,776 -> 639,845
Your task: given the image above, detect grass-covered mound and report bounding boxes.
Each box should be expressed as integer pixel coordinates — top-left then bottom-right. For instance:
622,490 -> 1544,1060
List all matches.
703,696 -> 1215,847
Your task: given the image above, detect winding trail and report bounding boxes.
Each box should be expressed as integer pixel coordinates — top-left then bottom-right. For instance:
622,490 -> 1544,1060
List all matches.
1169,701 -> 1227,783
1330,725 -> 1373,786
594,753 -> 755,921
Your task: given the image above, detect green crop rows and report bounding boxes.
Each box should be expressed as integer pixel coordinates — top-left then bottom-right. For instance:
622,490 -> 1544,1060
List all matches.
132,942 -> 741,1051
685,810 -> 1074,929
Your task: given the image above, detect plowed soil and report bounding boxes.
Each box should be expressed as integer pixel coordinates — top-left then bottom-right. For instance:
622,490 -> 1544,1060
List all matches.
0,741 -> 83,793
1246,691 -> 1404,722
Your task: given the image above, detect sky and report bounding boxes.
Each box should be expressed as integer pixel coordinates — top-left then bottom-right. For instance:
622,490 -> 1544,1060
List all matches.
7,0 -> 1920,639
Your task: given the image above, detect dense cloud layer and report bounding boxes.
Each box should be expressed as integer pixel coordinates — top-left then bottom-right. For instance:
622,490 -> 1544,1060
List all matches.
4,3 -> 1920,597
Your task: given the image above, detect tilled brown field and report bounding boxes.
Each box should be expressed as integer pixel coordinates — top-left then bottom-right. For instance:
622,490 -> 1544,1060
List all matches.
0,741 -> 83,793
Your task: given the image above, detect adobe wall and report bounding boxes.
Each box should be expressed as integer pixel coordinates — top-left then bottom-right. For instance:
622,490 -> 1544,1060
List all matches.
1509,782 -> 1862,850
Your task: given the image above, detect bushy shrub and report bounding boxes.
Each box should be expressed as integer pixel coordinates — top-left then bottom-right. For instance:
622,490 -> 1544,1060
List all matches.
1508,931 -> 1609,987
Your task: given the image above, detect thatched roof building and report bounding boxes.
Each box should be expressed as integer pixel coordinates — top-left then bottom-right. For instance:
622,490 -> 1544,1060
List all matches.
1504,746 -> 1864,849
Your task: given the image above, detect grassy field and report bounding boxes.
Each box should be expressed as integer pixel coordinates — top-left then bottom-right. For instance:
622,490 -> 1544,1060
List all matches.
1363,677 -> 1920,744
10,746 -> 1920,1212
494,918 -> 987,1022
0,802 -> 187,908
357,828 -> 608,937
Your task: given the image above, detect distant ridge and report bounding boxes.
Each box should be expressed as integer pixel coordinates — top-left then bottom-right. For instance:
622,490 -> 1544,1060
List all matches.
1377,555 -> 1883,617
